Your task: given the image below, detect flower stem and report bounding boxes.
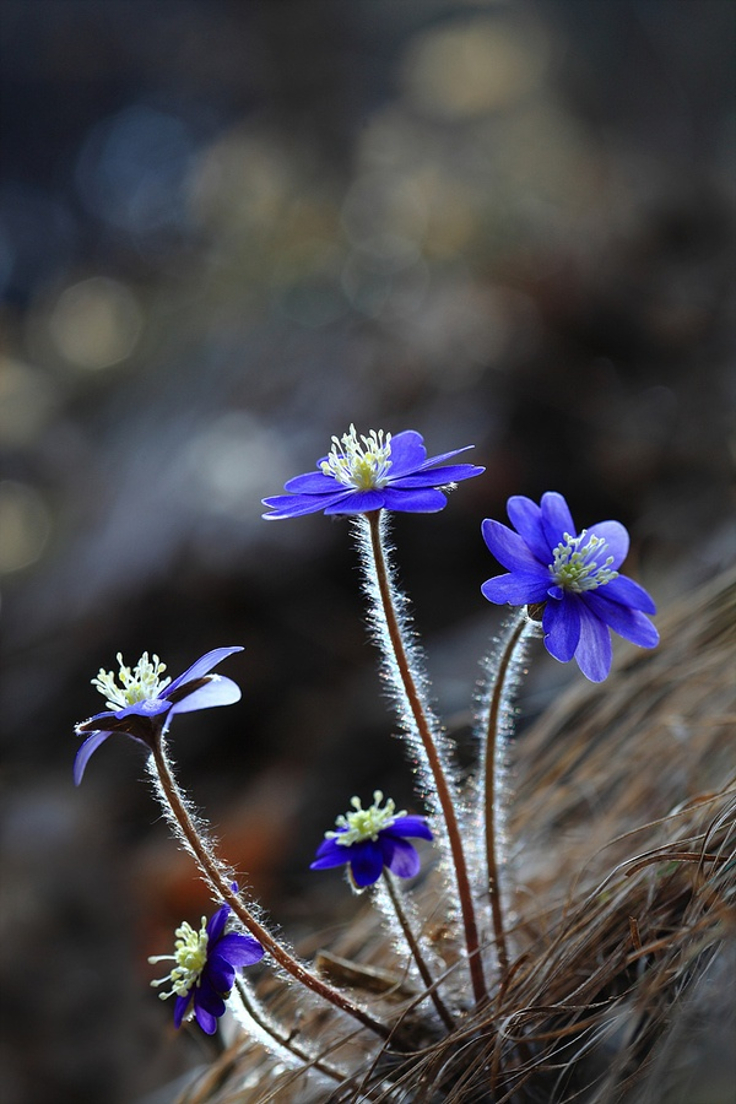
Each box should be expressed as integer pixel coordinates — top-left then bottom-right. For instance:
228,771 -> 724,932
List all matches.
365,510 -> 487,1006
151,742 -> 392,1042
381,871 -> 456,1031
482,608 -> 535,983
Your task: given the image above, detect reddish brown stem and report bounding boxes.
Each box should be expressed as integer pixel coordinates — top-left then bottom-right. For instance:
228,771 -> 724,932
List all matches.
367,511 -> 487,1006
152,742 -> 391,1041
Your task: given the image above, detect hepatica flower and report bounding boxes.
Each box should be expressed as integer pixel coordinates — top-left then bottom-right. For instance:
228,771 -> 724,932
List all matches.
311,790 -> 433,889
149,891 -> 264,1034
481,492 -> 658,682
74,646 -> 243,784
262,424 -> 484,519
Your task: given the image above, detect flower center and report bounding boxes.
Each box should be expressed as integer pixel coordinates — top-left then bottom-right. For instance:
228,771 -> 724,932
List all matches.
92,652 -> 171,711
327,790 -> 406,847
148,918 -> 209,1000
320,424 -> 393,490
550,531 -> 619,593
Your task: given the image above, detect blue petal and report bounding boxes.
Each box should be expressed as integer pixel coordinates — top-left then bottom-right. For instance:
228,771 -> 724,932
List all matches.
165,647 -> 243,696
543,595 -> 581,662
387,815 -> 433,841
323,489 -> 384,514
506,496 -> 550,562
205,955 -> 236,994
168,675 -> 242,717
481,519 -> 544,573
379,487 -> 447,512
383,430 -> 427,475
173,992 -> 191,1029
215,932 -> 264,967
586,521 -> 629,570
599,573 -> 656,614
391,462 -> 483,487
283,471 -> 339,493
381,837 -> 421,879
261,491 -> 351,518
418,445 -> 476,470
310,837 -> 350,869
574,601 -> 613,682
540,492 -> 576,548
73,729 -> 113,785
481,571 -> 550,606
583,592 -> 660,648
206,901 -> 231,944
349,840 -> 385,886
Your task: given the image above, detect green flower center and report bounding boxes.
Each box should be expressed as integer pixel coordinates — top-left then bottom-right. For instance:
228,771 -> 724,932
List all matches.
148,918 -> 209,1000
550,531 -> 619,593
327,790 -> 406,847
320,424 -> 393,490
92,652 -> 171,711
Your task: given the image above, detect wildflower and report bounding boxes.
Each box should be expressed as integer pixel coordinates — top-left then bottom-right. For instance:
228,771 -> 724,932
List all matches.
481,492 -> 658,682
262,425 -> 484,519
311,790 -> 433,888
74,646 -> 243,784
149,890 -> 264,1034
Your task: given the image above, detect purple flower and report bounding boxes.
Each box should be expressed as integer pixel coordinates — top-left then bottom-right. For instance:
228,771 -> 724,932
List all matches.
149,889 -> 264,1035
262,424 -> 484,519
481,492 -> 658,682
310,791 -> 433,889
74,646 -> 243,784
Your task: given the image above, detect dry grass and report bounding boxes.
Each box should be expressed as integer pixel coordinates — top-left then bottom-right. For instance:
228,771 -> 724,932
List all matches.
176,568 -> 736,1103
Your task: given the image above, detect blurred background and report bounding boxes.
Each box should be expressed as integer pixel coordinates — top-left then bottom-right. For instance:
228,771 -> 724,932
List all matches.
0,1 -> 733,1100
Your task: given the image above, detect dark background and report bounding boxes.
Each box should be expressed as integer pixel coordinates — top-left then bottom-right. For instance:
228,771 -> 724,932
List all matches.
0,2 -> 733,1101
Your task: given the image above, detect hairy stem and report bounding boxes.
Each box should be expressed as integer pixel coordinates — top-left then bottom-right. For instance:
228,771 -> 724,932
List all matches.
482,608 -> 536,983
151,741 -> 392,1041
381,871 -> 456,1031
366,510 -> 487,1006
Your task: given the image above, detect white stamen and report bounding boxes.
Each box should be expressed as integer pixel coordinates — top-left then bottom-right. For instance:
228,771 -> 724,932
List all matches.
92,652 -> 171,711
550,530 -> 619,593
326,790 -> 407,847
320,424 -> 393,490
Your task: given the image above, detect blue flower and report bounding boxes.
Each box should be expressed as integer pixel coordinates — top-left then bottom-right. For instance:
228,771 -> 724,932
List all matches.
481,492 -> 658,682
262,424 -> 484,519
74,646 -> 243,784
149,890 -> 264,1035
310,791 -> 433,889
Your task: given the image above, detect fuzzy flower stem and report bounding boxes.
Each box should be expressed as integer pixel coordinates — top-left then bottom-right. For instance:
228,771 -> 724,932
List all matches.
151,741 -> 392,1042
366,510 -> 488,1006
481,608 -> 537,985
381,871 -> 456,1031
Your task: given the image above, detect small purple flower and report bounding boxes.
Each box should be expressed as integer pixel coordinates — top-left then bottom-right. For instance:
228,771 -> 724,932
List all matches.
481,492 -> 659,682
149,889 -> 264,1035
74,646 -> 243,784
310,790 -> 433,889
262,424 -> 484,519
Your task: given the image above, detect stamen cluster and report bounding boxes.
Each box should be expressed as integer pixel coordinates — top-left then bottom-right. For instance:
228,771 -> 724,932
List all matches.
320,425 -> 393,490
149,918 -> 209,1000
328,790 -> 404,847
92,652 -> 170,711
550,531 -> 619,593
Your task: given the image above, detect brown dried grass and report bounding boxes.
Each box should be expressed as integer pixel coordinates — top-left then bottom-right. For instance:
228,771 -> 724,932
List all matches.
176,568 -> 736,1103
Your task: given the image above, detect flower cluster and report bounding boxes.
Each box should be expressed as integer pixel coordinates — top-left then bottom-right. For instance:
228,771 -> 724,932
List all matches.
74,646 -> 243,784
149,890 -> 264,1035
311,791 -> 433,889
73,424 -> 662,1059
481,492 -> 658,681
262,425 -> 484,519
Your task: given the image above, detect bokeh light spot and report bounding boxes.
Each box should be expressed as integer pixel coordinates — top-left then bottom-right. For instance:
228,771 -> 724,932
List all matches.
49,277 -> 143,370
0,481 -> 51,574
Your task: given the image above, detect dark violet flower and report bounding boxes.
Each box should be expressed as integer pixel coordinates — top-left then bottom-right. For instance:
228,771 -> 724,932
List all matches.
262,424 -> 484,519
149,889 -> 264,1035
481,492 -> 659,682
74,646 -> 243,784
310,790 -> 433,889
